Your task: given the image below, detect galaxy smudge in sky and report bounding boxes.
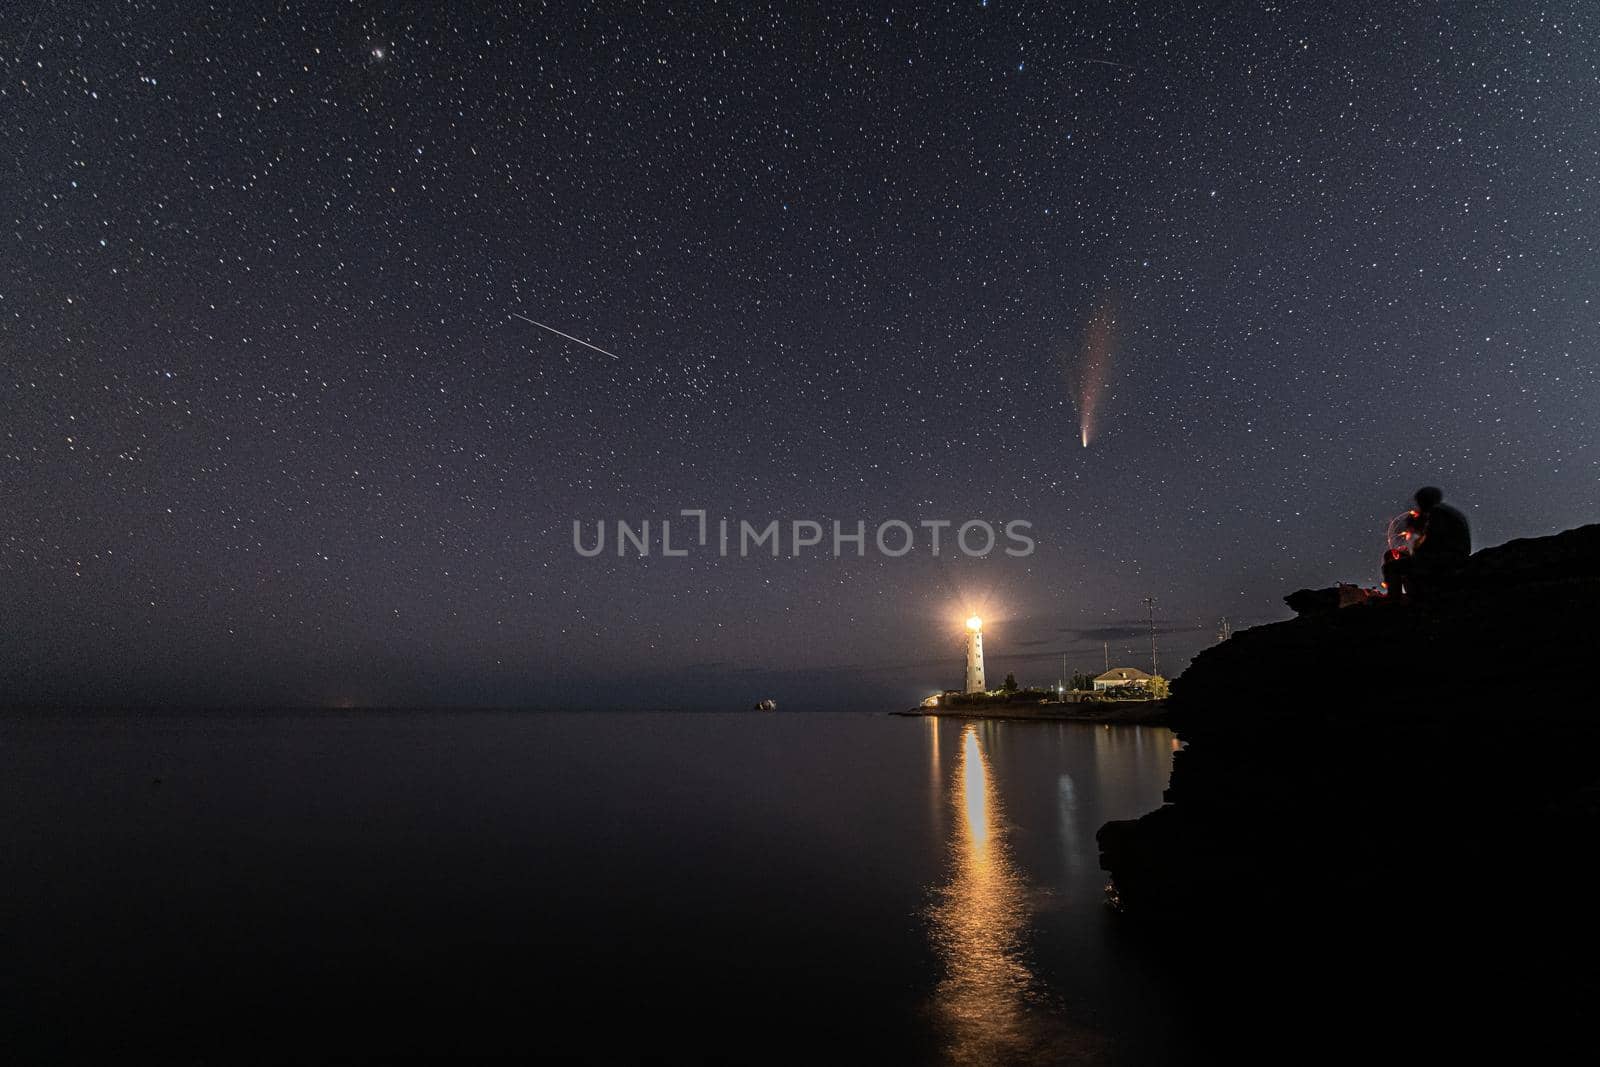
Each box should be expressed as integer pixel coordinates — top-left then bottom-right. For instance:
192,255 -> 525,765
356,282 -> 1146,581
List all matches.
4,2 -> 1599,708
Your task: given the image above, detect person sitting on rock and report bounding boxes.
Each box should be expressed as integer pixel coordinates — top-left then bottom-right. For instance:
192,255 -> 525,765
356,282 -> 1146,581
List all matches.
1382,486 -> 1471,599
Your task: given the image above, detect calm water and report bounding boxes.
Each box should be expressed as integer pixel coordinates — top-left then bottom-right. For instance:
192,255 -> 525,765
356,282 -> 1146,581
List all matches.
2,711 -> 1187,1063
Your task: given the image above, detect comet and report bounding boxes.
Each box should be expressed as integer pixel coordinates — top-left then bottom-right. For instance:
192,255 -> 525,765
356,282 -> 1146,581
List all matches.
510,312 -> 621,360
1073,303 -> 1116,448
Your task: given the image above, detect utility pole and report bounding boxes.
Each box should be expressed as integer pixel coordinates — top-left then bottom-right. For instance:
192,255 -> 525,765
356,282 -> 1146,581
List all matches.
1103,641 -> 1109,673
1216,617 -> 1232,643
1143,596 -> 1160,677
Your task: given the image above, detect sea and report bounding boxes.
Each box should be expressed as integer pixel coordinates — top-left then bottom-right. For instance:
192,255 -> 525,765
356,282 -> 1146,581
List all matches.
2,709 -> 1191,1063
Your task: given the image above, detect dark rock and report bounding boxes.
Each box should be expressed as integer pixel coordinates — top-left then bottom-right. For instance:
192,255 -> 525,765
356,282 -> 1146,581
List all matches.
1283,582 -> 1380,615
1098,523 -> 1600,1040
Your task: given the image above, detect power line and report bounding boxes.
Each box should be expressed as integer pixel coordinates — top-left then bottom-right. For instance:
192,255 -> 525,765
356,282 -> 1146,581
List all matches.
1143,597 -> 1160,676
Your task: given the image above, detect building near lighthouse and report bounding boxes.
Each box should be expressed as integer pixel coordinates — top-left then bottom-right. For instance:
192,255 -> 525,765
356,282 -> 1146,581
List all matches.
1094,666 -> 1153,691
964,616 -> 986,693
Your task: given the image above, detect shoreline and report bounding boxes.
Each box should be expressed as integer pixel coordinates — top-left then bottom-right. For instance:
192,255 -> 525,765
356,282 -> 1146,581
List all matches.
891,701 -> 1169,725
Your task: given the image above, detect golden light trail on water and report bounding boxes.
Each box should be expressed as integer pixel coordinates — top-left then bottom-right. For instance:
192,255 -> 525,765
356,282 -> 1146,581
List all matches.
962,728 -> 990,850
922,724 -> 1124,1061
928,724 -> 1034,1063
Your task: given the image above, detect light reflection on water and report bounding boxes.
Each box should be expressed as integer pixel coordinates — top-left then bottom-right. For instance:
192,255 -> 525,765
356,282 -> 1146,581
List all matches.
1,711 -> 1179,1062
928,724 -> 1096,1064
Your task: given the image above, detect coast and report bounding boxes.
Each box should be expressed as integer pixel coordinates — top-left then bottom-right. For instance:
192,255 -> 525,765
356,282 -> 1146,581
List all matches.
893,701 -> 1169,725
1094,522 -> 1600,1049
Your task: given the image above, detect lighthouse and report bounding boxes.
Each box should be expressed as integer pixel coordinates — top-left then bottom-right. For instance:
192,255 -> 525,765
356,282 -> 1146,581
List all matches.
964,616 -> 986,693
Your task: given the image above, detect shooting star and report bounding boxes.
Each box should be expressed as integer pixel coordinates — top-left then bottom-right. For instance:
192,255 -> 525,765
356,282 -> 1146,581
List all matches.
1067,57 -> 1138,71
510,312 -> 621,360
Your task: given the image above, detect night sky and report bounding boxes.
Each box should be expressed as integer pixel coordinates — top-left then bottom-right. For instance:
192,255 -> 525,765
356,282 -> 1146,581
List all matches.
5,2 -> 1598,709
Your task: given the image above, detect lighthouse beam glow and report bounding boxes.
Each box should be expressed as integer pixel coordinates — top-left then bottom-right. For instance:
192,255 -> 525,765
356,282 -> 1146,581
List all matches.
964,616 -> 986,693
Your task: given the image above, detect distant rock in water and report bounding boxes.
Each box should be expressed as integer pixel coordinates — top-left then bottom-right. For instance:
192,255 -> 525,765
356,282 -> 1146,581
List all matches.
1098,523 -> 1600,1038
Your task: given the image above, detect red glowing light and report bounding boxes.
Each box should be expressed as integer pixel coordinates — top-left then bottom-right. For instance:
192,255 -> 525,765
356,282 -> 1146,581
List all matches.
1385,510 -> 1421,557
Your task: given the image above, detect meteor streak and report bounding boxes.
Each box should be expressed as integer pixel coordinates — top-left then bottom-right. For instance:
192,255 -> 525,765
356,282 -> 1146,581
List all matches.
510,312 -> 621,360
1068,57 -> 1137,70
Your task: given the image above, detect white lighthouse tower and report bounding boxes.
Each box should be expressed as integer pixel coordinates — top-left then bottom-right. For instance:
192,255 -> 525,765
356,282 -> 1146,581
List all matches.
964,616 -> 986,693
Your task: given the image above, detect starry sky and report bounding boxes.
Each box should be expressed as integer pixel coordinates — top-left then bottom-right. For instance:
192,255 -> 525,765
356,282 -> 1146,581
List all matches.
5,2 -> 1598,710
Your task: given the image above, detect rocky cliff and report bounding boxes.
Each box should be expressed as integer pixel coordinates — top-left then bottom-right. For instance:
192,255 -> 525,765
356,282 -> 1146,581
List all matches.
1098,523 -> 1600,1043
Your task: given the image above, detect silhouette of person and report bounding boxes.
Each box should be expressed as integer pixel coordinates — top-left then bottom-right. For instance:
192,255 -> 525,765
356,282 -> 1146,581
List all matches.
1382,486 -> 1471,599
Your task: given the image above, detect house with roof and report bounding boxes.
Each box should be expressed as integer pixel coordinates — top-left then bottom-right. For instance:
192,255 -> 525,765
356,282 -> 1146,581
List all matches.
1094,666 -> 1154,691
